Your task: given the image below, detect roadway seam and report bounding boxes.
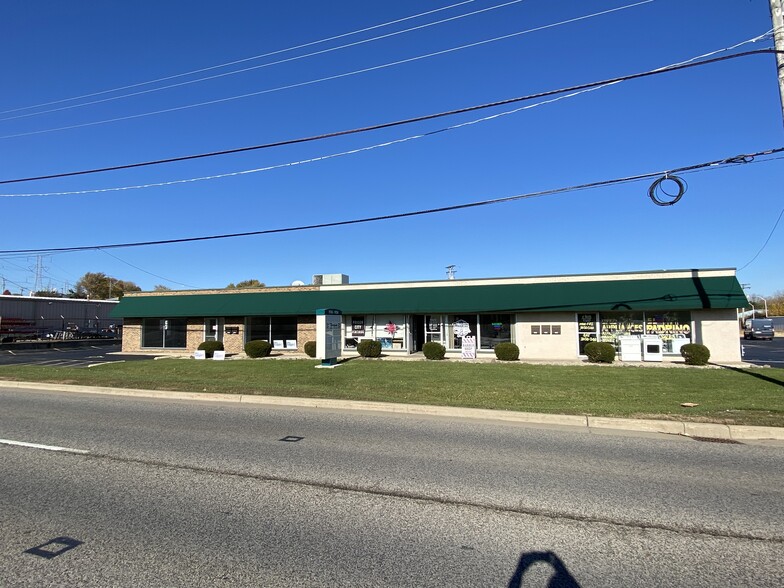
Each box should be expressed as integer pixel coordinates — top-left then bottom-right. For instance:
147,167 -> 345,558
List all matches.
51,448 -> 782,545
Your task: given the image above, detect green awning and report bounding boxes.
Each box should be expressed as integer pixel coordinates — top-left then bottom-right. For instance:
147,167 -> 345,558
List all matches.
111,275 -> 747,318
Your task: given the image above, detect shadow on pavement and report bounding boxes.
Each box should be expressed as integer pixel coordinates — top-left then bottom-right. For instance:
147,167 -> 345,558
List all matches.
507,550 -> 582,587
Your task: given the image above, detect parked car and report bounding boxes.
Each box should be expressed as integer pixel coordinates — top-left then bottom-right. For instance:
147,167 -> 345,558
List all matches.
743,318 -> 775,340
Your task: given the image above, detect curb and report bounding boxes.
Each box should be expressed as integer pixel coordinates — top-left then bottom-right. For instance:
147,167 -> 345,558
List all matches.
2,381 -> 783,441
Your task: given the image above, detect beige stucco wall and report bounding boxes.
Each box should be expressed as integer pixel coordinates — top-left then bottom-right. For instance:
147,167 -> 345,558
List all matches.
515,312 -> 577,359
691,309 -> 742,363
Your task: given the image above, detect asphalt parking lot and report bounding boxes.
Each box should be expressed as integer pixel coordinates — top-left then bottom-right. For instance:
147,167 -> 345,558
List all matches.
0,344 -> 157,368
741,336 -> 784,367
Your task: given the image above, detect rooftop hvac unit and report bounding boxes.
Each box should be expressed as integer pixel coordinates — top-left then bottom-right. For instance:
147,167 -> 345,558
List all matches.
313,274 -> 349,285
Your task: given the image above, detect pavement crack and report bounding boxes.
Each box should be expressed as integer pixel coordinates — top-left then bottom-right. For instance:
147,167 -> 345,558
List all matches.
74,449 -> 782,544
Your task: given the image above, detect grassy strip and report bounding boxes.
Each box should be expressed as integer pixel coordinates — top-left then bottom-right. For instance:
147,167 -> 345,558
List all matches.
1,359 -> 783,426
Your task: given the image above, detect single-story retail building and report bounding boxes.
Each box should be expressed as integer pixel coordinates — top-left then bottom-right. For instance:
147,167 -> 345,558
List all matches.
111,268 -> 748,363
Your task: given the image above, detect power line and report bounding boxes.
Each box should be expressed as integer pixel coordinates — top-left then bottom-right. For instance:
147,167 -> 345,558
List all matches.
2,46 -> 778,188
0,1 -> 655,141
96,248 -> 202,289
0,1 -> 527,123
737,206 -> 784,271
0,0 -> 477,117
0,86 -> 622,197
4,32 -> 768,198
1,146 -> 781,256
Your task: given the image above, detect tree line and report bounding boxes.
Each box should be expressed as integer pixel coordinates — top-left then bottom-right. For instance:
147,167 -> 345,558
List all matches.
19,274 -> 266,299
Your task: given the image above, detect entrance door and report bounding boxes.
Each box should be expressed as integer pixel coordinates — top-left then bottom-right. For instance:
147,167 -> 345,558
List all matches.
412,315 -> 425,352
205,318 -> 224,342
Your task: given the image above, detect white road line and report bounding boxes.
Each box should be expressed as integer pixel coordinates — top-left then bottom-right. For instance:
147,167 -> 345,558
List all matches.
0,438 -> 89,454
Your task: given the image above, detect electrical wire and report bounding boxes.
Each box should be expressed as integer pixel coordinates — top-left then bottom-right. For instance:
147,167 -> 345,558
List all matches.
0,0 -> 478,117
0,0 -> 655,141
4,32 -> 768,197
0,1 -> 528,123
648,175 -> 686,206
2,45 -> 777,187
737,207 -> 784,271
97,249 -> 201,288
0,86 -> 616,197
1,146 -> 781,256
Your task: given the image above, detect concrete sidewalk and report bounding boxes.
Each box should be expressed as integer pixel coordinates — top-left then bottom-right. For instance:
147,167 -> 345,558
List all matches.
3,380 -> 783,442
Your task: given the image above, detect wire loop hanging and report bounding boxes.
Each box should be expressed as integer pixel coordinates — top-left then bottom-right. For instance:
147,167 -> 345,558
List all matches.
648,174 -> 686,206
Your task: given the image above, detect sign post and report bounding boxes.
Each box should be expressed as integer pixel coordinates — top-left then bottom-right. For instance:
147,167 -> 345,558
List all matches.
316,308 -> 342,368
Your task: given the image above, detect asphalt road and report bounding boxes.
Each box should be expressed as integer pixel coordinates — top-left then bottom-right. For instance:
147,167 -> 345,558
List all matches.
0,344 -> 155,368
1,389 -> 782,586
742,336 -> 784,367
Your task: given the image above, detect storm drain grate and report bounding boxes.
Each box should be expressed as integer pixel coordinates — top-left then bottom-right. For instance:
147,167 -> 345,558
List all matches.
690,436 -> 742,444
279,436 -> 304,442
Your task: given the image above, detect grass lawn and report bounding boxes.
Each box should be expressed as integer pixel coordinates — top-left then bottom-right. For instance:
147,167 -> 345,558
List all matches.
1,358 -> 783,426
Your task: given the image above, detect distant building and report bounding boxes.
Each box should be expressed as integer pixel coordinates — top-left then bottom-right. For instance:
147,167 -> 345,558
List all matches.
112,268 -> 748,363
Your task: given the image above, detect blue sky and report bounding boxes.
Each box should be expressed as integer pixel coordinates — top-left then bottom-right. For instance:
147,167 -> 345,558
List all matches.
1,0 -> 782,298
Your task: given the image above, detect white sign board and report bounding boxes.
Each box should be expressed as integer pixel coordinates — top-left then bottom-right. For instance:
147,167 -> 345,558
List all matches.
461,335 -> 476,359
212,350 -> 226,361
193,350 -> 206,360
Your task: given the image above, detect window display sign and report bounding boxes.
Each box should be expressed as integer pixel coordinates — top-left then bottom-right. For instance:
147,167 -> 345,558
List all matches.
578,314 -> 596,333
453,319 -> 471,337
645,313 -> 691,340
461,335 -> 476,359
351,317 -> 365,337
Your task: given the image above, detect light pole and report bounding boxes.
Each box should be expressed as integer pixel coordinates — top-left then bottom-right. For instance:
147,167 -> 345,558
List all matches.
755,296 -> 769,318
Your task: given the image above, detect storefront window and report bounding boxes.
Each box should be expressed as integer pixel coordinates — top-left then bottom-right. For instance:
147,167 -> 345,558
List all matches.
344,315 -> 371,349
246,316 -> 298,349
579,311 -> 692,355
645,311 -> 691,353
142,318 -> 187,348
375,315 -> 406,350
478,314 -> 512,349
599,312 -> 644,343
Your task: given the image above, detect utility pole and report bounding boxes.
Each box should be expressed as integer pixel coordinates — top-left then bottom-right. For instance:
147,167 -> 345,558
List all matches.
771,0 -> 784,127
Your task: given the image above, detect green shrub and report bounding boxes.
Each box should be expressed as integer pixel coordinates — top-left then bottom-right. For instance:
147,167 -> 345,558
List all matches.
681,343 -> 710,366
584,342 -> 616,363
422,341 -> 446,360
357,339 -> 382,358
197,340 -> 224,358
303,341 -> 317,358
494,342 -> 519,361
245,339 -> 272,358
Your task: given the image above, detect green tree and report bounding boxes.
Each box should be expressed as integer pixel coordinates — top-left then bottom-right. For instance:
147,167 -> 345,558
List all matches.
225,279 -> 265,289
153,284 -> 172,292
765,290 -> 784,316
71,272 -> 141,299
